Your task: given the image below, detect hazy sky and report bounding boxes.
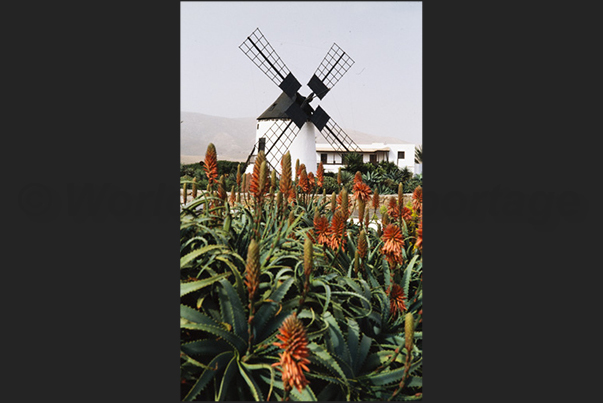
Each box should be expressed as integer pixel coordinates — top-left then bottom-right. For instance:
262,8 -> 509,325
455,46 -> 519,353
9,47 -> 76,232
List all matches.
181,1 -> 422,145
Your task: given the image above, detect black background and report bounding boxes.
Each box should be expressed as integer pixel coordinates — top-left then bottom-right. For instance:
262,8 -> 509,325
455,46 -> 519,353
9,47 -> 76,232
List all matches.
4,1 -> 599,401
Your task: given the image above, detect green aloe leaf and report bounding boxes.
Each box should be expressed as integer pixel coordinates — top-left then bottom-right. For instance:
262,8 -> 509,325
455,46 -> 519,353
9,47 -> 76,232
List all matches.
307,342 -> 347,384
253,277 -> 295,341
354,333 -> 373,376
180,351 -> 212,369
242,363 -> 275,401
182,350 -> 234,401
217,355 -> 239,401
323,312 -> 351,367
402,254 -> 419,298
407,290 -> 422,314
364,351 -> 422,375
215,256 -> 246,302
365,366 -> 405,386
330,352 -> 355,382
181,339 -> 231,356
181,304 -> 210,324
311,278 -> 331,314
358,278 -> 372,303
407,376 -> 422,387
316,382 -> 343,400
237,360 -> 264,401
274,267 -> 294,282
259,297 -> 299,342
383,258 -> 392,289
338,276 -> 363,293
217,278 -> 248,339
180,235 -> 209,252
366,265 -> 381,289
180,272 -> 231,297
306,371 -> 343,385
363,350 -> 404,372
180,304 -> 246,353
366,310 -> 382,329
331,290 -> 371,305
181,244 -> 228,269
346,317 -> 360,374
180,322 -> 246,354
305,316 -> 330,341
290,383 -> 317,401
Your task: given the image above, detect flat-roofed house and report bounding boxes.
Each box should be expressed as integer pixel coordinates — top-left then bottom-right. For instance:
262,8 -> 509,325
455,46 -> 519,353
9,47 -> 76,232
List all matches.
316,142 -> 417,174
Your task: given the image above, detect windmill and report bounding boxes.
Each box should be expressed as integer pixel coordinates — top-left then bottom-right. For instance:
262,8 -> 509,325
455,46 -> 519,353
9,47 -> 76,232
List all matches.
240,28 -> 362,177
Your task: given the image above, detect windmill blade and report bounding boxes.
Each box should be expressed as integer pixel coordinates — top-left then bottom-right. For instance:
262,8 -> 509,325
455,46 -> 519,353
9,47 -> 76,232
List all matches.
239,28 -> 302,98
244,139 -> 280,174
261,119 -> 303,174
311,106 -> 362,156
307,43 -> 355,100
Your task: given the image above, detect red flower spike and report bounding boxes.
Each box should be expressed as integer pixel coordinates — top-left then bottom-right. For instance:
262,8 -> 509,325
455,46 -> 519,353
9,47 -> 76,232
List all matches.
415,216 -> 423,251
203,143 -> 219,185
387,197 -> 399,221
381,224 -> 405,267
272,313 -> 311,393
313,214 -> 330,246
412,186 -> 422,215
316,162 -> 324,188
390,283 -> 407,318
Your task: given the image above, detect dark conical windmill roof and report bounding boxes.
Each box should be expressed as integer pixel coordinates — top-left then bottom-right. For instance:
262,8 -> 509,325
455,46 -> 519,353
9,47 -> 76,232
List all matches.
257,92 -> 296,120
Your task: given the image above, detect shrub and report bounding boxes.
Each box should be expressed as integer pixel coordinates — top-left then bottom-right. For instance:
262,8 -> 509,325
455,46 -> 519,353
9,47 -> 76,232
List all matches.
322,176 -> 339,194
342,152 -> 366,175
404,175 -> 422,194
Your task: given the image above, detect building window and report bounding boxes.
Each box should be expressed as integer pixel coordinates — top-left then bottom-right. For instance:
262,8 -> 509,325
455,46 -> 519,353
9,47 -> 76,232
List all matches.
321,153 -> 328,164
369,154 -> 377,164
398,151 -> 405,159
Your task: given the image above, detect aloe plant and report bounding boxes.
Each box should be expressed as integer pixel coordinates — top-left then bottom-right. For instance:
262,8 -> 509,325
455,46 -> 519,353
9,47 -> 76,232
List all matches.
181,145 -> 422,400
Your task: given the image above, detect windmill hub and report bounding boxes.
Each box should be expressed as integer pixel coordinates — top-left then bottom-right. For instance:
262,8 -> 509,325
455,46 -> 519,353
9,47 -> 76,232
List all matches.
299,93 -> 315,114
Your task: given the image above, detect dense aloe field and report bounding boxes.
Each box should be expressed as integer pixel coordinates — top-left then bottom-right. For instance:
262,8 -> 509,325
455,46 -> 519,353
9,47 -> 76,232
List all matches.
180,144 -> 423,401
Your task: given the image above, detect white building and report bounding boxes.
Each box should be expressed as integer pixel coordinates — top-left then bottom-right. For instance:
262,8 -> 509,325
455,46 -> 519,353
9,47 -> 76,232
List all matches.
316,142 -> 418,174
254,118 -> 317,175
245,91 -> 318,176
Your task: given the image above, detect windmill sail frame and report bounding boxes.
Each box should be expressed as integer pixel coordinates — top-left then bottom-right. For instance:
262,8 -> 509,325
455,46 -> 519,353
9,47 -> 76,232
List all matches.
240,28 -> 362,175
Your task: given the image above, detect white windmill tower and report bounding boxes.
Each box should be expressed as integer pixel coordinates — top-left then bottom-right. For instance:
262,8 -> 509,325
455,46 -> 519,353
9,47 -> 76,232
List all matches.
239,28 -> 362,177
